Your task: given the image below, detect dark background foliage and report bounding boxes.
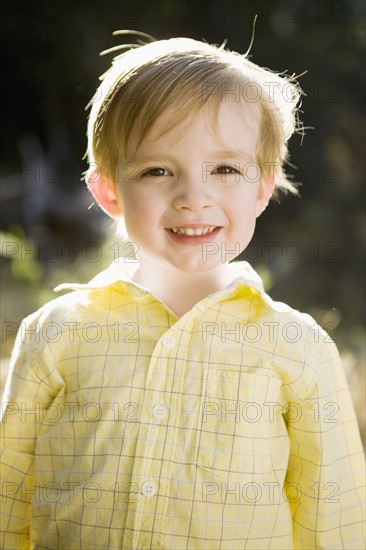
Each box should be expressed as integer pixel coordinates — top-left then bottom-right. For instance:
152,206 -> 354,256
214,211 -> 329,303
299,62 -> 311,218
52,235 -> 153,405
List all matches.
1,0 -> 365,440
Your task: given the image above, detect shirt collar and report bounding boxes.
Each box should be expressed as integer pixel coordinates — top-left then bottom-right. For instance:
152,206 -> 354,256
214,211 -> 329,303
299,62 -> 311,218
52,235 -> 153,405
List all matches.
54,259 -> 291,313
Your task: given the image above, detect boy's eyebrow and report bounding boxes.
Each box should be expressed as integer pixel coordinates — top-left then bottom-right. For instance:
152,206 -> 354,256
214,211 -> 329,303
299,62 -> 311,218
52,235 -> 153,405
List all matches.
128,150 -> 254,164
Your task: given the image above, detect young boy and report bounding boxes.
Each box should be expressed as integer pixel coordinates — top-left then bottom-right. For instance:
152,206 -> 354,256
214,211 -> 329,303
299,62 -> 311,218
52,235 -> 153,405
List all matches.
1,32 -> 365,549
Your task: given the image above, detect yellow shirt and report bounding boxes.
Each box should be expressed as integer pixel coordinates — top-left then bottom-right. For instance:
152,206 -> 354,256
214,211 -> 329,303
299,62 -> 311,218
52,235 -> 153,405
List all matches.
1,261 -> 365,549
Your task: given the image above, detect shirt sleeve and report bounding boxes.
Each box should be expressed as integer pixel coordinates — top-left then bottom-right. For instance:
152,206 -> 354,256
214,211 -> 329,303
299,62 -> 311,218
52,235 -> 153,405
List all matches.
0,316 -> 64,550
284,332 -> 366,549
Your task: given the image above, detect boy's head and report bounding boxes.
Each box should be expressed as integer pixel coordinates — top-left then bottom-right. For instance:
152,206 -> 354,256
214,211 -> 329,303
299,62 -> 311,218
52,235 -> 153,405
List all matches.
85,32 -> 303,273
86,33 -> 302,199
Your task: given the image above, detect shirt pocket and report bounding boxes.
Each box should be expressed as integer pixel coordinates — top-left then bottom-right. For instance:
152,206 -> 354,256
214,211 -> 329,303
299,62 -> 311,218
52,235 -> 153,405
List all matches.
195,369 -> 282,483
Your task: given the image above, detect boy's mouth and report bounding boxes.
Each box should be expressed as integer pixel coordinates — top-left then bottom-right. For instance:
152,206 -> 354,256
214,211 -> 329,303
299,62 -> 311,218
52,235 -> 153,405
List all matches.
169,226 -> 219,236
166,225 -> 222,246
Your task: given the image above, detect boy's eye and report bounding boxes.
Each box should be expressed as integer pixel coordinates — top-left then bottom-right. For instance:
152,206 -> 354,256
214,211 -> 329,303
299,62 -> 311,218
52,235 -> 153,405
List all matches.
142,167 -> 170,177
214,164 -> 242,175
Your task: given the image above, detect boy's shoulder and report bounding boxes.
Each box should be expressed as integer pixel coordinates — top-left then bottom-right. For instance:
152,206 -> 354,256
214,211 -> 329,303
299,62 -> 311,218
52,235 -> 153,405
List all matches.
226,263 -> 340,382
18,262 -> 133,331
226,261 -> 331,338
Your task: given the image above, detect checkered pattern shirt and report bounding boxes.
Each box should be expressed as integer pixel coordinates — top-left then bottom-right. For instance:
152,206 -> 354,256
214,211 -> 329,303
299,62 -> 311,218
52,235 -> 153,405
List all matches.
1,260 -> 365,549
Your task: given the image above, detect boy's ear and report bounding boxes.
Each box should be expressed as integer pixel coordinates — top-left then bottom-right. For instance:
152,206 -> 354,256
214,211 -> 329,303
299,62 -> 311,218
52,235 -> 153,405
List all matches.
86,168 -> 123,218
256,178 -> 275,217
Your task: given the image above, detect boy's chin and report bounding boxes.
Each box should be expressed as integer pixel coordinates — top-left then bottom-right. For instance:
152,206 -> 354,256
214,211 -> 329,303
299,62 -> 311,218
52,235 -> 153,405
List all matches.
166,258 -> 233,274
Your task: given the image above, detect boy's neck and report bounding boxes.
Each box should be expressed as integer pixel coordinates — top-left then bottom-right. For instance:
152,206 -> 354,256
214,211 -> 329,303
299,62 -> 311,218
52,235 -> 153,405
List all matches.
129,259 -> 237,318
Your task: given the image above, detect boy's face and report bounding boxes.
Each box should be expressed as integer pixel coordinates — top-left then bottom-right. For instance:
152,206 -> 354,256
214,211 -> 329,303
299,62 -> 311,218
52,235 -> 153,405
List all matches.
112,100 -> 272,274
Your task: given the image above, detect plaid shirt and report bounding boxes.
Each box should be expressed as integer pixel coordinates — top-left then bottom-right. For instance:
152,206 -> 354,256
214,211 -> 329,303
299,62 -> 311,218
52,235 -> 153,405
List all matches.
1,260 -> 365,549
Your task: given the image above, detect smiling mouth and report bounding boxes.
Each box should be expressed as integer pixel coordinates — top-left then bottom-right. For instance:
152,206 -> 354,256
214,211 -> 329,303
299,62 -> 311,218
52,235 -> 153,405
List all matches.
169,226 -> 219,236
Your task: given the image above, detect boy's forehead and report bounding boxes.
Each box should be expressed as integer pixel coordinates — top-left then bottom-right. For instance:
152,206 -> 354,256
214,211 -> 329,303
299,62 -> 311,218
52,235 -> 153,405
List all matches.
125,99 -> 261,161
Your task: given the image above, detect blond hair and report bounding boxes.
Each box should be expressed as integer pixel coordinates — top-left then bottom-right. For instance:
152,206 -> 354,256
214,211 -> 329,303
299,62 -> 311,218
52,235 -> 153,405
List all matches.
86,32 -> 303,197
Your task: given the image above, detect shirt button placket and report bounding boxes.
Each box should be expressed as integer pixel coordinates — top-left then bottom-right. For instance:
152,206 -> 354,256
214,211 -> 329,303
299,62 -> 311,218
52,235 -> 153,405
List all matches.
150,331 -> 177,549
129,329 -> 179,549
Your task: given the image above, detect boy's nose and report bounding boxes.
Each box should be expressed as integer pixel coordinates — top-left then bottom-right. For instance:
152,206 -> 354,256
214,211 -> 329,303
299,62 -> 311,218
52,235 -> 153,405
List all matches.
171,177 -> 213,211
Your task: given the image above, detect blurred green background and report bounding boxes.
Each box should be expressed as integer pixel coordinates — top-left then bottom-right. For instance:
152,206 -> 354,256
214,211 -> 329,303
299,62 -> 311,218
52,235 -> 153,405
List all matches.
1,0 -> 365,445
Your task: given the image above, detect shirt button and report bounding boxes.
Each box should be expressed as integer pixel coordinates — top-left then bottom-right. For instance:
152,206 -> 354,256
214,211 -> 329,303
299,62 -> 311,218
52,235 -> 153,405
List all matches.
141,480 -> 157,497
162,335 -> 176,348
152,403 -> 167,420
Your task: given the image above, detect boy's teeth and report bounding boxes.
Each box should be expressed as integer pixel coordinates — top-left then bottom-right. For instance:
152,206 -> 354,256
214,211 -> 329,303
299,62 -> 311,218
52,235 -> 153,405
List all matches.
171,227 -> 217,236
